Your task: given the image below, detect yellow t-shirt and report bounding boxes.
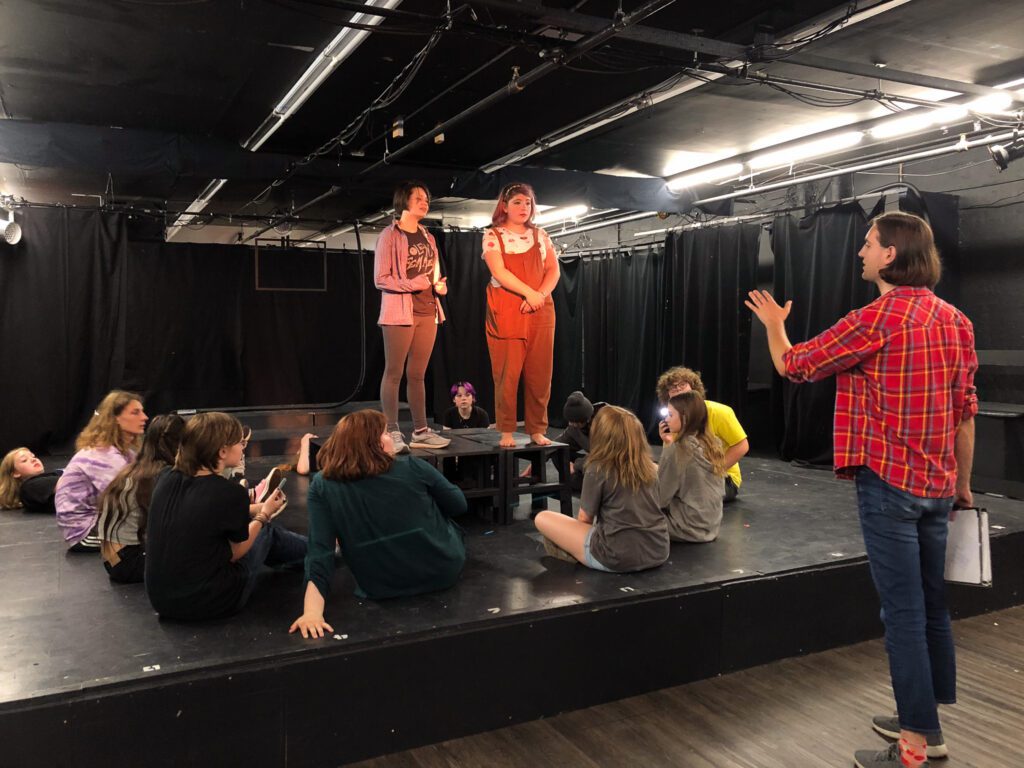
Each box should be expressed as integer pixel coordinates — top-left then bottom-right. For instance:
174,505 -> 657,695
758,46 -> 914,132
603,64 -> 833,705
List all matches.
706,400 -> 747,488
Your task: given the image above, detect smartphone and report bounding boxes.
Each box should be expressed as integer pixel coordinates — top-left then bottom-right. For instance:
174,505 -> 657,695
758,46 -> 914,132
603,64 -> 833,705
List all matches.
659,407 -> 669,418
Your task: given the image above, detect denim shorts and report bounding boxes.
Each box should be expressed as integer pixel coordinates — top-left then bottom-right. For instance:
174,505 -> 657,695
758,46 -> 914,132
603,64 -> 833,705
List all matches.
583,527 -> 614,572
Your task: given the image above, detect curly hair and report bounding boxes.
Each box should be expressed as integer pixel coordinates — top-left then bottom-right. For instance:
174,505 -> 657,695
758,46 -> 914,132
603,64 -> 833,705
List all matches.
655,367 -> 706,404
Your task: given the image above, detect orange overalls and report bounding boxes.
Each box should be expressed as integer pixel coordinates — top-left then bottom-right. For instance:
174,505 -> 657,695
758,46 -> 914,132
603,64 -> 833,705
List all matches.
485,228 -> 556,435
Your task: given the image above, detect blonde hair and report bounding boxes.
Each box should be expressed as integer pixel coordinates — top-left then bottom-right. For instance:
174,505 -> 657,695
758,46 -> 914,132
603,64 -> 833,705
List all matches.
76,390 -> 144,454
668,392 -> 726,476
585,406 -> 657,492
0,447 -> 29,508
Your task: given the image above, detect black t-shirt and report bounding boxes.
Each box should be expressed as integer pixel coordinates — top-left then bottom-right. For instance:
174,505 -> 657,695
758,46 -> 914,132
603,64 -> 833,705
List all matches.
145,469 -> 251,620
442,405 -> 490,429
20,471 -> 62,514
404,228 -> 436,316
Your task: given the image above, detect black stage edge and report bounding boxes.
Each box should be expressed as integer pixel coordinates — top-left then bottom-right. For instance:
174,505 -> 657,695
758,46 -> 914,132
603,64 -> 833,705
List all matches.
2,457 -> 1022,768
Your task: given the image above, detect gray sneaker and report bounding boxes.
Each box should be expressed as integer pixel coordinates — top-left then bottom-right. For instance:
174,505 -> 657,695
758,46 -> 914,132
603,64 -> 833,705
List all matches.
855,741 -> 930,768
409,428 -> 451,449
390,430 -> 410,454
872,715 -> 947,759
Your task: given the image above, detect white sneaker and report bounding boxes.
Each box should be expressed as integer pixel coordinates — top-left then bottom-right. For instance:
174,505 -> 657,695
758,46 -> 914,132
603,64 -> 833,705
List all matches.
390,430 -> 410,454
409,428 -> 451,449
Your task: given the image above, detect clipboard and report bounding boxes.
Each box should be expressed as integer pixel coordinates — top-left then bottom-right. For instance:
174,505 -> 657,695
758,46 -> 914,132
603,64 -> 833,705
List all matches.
944,507 -> 992,587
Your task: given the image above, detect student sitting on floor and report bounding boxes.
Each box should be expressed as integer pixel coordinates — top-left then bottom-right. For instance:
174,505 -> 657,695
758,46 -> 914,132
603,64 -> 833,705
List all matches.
442,381 -> 491,429
145,412 -> 307,621
55,391 -> 148,552
290,409 -> 467,638
96,414 -> 185,584
0,448 -> 62,514
658,391 -> 726,543
533,406 -> 669,572
656,366 -> 748,503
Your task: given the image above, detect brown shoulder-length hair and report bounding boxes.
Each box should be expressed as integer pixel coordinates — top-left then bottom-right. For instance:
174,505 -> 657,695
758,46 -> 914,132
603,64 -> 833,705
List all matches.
174,412 -> 243,476
668,392 -> 725,476
317,410 -> 394,482
585,405 -> 657,492
76,390 -> 144,454
655,366 -> 707,404
873,211 -> 941,288
490,182 -> 537,227
393,181 -> 430,217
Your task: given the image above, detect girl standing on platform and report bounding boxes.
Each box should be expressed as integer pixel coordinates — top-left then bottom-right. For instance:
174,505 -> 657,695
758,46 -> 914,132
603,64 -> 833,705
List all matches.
482,183 -> 560,448
55,390 -> 147,552
657,391 -> 726,542
534,406 -> 669,572
0,448 -> 61,514
96,414 -> 185,584
375,181 -> 451,454
289,410 -> 466,638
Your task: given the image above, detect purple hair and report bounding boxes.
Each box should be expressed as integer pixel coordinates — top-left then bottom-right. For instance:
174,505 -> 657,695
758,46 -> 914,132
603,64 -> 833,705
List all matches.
450,381 -> 477,399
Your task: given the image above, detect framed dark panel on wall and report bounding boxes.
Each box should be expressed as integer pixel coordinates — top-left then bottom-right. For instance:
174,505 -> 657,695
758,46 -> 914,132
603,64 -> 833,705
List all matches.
254,238 -> 327,292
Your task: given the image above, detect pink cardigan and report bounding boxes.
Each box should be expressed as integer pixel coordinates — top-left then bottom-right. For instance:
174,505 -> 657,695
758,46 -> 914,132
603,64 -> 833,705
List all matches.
374,222 -> 446,326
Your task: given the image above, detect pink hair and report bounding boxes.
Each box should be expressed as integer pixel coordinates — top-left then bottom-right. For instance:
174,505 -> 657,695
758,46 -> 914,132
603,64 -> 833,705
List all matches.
490,183 -> 537,227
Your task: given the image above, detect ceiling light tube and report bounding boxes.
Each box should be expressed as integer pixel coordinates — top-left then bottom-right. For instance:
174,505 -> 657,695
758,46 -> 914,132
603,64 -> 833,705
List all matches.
666,162 -> 744,191
242,0 -> 402,151
534,204 -> 589,225
747,131 -> 863,170
967,93 -> 1014,114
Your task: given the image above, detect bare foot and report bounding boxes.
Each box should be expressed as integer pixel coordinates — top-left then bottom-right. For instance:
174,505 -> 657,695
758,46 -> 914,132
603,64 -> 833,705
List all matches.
531,433 -> 552,446
499,432 -> 516,448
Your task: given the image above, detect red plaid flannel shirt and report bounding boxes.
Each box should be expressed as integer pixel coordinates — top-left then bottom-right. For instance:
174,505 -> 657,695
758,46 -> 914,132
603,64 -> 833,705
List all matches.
782,286 -> 978,498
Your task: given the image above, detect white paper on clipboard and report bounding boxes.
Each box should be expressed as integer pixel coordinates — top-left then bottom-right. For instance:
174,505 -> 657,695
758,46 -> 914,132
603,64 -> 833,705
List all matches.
944,507 -> 992,587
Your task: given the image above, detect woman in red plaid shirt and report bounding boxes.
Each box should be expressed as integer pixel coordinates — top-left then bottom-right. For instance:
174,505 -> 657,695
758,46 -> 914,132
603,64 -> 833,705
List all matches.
747,212 -> 977,768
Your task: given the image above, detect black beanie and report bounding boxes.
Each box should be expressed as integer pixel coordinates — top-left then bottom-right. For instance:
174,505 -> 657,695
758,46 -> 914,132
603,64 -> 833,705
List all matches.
563,391 -> 594,423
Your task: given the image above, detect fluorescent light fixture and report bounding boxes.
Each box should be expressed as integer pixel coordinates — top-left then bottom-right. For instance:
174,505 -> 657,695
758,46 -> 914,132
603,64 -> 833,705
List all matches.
996,76 -> 1024,90
967,93 -> 1014,114
243,0 -> 402,152
534,205 -> 589,225
165,178 -> 228,238
870,105 -> 969,139
662,150 -> 737,178
666,163 -> 743,192
747,131 -> 863,170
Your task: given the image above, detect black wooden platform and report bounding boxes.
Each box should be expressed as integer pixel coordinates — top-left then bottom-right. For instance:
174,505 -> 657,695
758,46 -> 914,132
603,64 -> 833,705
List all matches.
2,457 -> 1022,768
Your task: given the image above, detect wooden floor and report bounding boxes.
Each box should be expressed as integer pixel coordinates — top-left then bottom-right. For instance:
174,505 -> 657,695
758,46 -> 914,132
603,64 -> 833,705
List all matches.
351,606 -> 1024,768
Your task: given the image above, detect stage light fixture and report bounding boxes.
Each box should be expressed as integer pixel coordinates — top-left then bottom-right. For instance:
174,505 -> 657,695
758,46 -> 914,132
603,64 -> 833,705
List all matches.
392,117 -> 405,139
989,138 -> 1024,171
666,163 -> 743,192
0,210 -> 21,245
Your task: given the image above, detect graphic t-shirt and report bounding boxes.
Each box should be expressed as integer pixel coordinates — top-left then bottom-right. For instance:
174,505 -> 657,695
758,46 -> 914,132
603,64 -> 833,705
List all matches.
405,228 -> 436,316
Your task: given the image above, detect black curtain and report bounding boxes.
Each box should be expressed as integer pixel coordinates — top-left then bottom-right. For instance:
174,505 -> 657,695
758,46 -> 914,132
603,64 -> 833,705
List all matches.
1,206 -> 381,452
577,246 -> 665,426
660,224 -> 761,425
0,208 -> 128,452
430,230 -> 495,420
769,203 -> 875,463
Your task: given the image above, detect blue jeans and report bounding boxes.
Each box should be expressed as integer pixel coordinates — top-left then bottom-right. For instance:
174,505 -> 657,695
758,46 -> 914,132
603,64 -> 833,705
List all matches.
855,468 -> 955,735
237,523 -> 308,609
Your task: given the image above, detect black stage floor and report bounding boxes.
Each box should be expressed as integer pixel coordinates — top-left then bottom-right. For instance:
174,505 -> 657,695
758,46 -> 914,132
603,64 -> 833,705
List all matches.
2,454 -> 1023,767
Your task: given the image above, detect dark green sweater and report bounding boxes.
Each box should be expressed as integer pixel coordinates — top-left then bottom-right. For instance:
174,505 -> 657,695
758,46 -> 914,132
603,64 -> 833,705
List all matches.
305,456 -> 467,600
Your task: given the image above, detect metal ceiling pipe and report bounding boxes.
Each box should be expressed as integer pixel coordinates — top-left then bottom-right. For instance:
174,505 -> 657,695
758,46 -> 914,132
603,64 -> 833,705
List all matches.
242,0 -> 680,243
548,210 -> 658,239
692,131 -> 1017,206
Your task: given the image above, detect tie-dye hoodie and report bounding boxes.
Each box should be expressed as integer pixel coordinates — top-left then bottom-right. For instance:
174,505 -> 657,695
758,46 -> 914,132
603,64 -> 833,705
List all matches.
55,446 -> 134,547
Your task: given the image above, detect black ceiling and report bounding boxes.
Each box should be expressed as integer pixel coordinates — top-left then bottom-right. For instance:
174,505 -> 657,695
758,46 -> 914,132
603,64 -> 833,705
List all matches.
1,0 -> 1022,232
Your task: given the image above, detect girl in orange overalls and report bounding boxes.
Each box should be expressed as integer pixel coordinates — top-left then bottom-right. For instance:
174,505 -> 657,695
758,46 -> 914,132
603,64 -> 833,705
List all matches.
481,183 -> 560,448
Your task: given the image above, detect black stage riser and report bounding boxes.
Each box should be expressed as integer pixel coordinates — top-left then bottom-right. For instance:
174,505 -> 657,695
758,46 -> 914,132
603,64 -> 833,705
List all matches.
4,533 -> 1021,768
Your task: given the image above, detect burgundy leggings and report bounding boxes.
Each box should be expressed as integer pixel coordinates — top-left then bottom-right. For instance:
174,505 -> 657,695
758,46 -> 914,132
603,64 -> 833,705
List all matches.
380,314 -> 438,431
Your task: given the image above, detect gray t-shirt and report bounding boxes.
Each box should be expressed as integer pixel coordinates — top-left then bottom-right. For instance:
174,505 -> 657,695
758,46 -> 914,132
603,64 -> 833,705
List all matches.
657,436 -> 724,542
581,468 -> 670,572
404,229 -> 436,316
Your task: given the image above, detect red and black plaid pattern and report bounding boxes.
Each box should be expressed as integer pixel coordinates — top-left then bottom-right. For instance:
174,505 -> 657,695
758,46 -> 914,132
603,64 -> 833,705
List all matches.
783,286 -> 978,498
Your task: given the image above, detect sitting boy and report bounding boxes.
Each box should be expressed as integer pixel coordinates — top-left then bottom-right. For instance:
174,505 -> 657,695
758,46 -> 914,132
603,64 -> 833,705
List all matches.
442,381 -> 491,429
